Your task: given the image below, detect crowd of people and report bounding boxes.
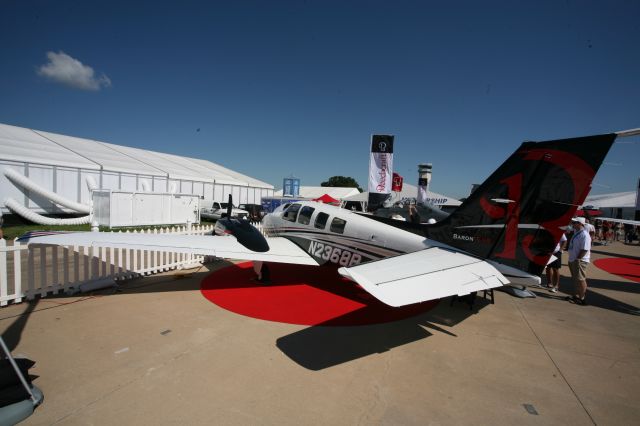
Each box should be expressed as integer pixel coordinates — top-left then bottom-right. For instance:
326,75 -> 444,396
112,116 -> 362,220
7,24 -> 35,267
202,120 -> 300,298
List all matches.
592,219 -> 639,245
543,216 -> 638,306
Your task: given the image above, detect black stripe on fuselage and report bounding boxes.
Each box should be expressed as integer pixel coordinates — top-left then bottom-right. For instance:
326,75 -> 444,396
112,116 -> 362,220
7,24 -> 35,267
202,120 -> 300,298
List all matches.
275,227 -> 405,260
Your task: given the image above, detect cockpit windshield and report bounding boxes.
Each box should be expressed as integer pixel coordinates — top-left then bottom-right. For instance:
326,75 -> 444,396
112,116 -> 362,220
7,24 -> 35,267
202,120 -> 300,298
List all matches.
283,203 -> 301,222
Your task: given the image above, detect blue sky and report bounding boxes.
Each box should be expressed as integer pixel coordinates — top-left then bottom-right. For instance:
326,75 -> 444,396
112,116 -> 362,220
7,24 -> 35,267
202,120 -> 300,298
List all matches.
1,0 -> 638,199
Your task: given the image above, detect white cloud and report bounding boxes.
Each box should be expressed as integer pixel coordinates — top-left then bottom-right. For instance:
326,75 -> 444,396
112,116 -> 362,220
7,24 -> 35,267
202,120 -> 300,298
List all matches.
37,51 -> 111,91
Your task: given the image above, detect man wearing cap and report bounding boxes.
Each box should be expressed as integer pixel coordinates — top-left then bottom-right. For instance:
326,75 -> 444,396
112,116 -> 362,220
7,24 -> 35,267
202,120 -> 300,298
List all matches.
567,217 -> 591,305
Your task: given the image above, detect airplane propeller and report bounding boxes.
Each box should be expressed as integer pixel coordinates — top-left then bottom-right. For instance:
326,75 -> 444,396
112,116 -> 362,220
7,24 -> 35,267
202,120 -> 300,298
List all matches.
215,194 -> 269,252
225,194 -> 233,219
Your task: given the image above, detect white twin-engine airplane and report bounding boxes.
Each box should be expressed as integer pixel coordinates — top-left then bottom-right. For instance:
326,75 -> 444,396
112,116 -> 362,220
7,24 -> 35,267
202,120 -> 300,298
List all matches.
20,131 -> 623,307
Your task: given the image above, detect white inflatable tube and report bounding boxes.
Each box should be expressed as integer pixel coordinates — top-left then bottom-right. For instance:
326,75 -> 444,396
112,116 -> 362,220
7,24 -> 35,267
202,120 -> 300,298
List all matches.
140,179 -> 151,192
85,175 -> 98,192
4,168 -> 91,214
4,198 -> 91,225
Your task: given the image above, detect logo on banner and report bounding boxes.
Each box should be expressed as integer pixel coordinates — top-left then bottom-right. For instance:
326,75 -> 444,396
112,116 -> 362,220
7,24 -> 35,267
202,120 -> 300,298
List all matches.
369,135 -> 394,195
392,173 -> 403,192
377,155 -> 389,192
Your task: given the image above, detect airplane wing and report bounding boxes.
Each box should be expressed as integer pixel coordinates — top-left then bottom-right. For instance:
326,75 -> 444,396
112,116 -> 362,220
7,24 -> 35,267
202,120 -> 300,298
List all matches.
597,217 -> 640,227
19,232 -> 319,266
338,247 -> 509,307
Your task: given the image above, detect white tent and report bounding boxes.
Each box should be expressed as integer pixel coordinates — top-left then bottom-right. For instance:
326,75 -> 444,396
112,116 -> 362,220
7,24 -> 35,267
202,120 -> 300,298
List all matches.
583,191 -> 638,220
274,186 -> 360,200
0,123 -> 274,215
583,191 -> 636,208
355,183 -> 461,207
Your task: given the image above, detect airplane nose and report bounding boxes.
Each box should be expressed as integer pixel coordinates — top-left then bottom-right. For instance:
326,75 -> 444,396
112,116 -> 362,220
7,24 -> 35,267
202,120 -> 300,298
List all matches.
223,219 -> 269,252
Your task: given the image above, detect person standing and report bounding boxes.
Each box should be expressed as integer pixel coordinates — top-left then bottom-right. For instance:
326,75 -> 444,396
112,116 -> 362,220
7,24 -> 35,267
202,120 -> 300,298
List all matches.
408,203 -> 421,224
546,232 -> 567,293
601,220 -> 610,245
567,217 -> 591,305
585,218 -> 596,245
252,261 -> 271,284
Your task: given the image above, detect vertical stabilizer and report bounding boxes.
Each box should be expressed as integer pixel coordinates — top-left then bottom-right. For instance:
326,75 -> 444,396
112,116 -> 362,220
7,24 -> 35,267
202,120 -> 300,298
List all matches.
425,133 -> 617,276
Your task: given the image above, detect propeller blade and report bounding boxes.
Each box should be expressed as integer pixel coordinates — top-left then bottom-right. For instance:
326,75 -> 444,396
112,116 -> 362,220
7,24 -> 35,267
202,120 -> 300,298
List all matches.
214,216 -> 269,252
226,194 -> 233,218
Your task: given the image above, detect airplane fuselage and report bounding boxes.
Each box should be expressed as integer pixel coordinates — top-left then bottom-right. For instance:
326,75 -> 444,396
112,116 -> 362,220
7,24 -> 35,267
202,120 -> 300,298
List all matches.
262,200 -> 541,287
263,201 -> 447,267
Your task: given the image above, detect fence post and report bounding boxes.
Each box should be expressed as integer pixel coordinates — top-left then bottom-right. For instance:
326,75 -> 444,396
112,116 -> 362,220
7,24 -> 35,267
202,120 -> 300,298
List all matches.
132,230 -> 139,273
145,228 -> 151,274
117,242 -> 123,278
14,240 -> 23,304
73,245 -> 79,284
153,228 -> 159,273
52,245 -> 59,294
63,246 -> 70,292
109,246 -> 115,276
0,239 -> 7,306
125,231 -> 131,278
39,246 -> 47,297
27,247 -> 34,300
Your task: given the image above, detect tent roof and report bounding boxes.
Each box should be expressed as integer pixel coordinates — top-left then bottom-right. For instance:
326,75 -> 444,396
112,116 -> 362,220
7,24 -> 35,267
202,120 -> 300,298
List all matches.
583,191 -> 636,208
36,129 -> 164,176
313,194 -> 340,204
343,184 -> 461,207
189,158 -> 273,189
102,143 -> 219,183
0,122 -> 273,189
274,186 -> 360,199
341,191 -> 369,202
0,123 -> 99,170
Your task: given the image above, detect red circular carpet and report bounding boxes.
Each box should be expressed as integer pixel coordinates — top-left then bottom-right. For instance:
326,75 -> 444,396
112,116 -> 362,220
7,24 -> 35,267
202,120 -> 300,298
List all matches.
593,257 -> 640,283
200,262 -> 438,326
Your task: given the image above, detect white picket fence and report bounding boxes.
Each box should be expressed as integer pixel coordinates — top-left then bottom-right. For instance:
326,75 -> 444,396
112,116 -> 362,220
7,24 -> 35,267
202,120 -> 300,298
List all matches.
0,224 -> 215,306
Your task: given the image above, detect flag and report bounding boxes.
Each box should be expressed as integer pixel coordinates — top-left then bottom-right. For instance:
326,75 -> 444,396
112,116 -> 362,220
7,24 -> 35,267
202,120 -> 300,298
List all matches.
367,135 -> 394,211
392,172 -> 403,192
368,135 -> 394,194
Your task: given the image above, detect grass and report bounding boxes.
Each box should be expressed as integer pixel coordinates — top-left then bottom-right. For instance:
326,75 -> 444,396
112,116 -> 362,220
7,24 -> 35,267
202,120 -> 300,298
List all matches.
1,223 -> 97,240
1,222 -> 216,241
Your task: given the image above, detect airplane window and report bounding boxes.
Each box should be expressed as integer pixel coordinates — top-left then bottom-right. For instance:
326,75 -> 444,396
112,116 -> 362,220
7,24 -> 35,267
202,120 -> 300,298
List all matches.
283,203 -> 301,222
298,206 -> 315,225
330,217 -> 347,234
315,212 -> 329,229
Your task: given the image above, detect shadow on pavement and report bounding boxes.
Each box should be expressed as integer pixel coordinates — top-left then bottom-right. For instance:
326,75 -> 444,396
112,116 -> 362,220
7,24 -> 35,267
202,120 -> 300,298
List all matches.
0,301 -> 38,352
530,275 -> 639,316
276,298 -> 490,370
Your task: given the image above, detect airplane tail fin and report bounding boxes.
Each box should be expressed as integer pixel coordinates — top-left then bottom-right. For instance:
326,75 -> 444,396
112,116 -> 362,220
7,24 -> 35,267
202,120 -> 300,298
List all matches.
424,133 -> 617,276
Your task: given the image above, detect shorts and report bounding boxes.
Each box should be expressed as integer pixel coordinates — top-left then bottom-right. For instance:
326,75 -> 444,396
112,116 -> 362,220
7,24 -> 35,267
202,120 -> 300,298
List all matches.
569,260 -> 588,282
548,251 -> 562,269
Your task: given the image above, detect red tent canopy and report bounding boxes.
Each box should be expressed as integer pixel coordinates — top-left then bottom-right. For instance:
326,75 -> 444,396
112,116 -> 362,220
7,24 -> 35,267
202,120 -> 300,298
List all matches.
313,194 -> 340,205
576,208 -> 603,217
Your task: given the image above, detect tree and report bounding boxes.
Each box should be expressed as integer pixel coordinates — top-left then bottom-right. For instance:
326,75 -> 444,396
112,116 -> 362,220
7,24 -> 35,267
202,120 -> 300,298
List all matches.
321,176 -> 362,192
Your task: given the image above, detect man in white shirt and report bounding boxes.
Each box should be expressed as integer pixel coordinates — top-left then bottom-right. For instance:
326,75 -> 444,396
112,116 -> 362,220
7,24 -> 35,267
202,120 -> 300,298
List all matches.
567,217 -> 591,305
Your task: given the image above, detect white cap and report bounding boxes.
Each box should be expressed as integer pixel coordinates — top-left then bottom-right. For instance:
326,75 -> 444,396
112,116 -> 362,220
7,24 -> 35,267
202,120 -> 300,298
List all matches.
571,217 -> 586,225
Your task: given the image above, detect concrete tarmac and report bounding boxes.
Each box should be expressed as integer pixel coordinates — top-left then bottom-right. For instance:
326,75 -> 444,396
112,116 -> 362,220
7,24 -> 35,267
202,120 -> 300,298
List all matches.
1,242 -> 639,425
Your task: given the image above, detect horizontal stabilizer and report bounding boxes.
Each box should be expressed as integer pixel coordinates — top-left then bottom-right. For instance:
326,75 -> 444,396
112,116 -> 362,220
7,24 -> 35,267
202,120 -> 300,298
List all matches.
20,232 -> 319,266
338,247 -> 509,307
